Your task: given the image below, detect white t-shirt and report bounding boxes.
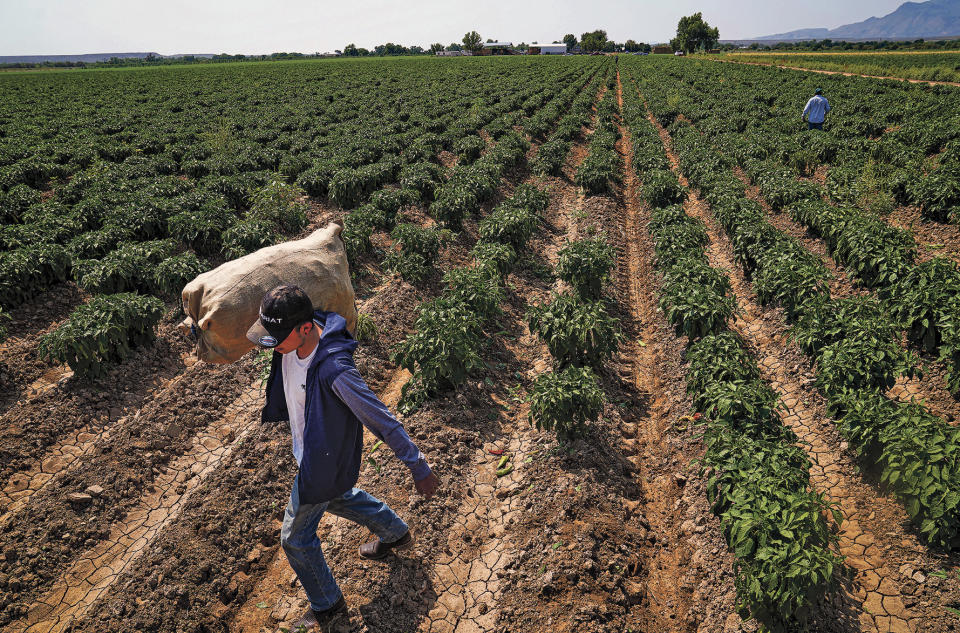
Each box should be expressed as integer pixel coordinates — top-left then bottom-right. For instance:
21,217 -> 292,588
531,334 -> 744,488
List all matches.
281,340 -> 318,466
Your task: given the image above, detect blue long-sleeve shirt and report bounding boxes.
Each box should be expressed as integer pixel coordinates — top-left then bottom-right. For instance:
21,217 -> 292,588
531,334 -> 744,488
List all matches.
261,310 -> 432,504
331,368 -> 432,482
803,95 -> 831,124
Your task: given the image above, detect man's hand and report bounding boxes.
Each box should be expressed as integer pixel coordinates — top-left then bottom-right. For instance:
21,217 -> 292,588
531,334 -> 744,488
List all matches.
415,471 -> 441,499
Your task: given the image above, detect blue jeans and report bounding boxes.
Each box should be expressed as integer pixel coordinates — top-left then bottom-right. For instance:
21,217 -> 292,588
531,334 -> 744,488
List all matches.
280,474 -> 409,611
808,121 -> 824,131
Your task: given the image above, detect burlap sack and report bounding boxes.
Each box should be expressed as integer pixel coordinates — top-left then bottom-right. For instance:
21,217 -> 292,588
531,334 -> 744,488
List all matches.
179,223 -> 357,364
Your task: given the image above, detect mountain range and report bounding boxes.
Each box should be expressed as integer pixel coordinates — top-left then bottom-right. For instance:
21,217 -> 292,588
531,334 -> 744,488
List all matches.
757,0 -> 960,40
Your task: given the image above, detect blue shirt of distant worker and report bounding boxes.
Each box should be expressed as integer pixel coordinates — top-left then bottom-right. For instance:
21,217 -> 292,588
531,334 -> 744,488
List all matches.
802,88 -> 831,130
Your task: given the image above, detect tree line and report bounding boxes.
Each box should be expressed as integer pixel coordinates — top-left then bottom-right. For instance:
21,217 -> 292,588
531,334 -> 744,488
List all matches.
1,13 -> 731,71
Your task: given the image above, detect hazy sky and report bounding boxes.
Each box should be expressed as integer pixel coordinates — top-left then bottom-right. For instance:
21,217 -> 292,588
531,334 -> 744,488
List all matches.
0,0 -> 908,56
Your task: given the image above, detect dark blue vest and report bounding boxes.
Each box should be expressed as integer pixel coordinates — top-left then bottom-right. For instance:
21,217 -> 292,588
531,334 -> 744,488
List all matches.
262,310 -> 363,504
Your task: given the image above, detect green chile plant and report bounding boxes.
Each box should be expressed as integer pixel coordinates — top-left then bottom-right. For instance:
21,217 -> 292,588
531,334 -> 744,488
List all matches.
0,243 -> 71,308
886,257 -> 960,354
383,223 -> 444,282
574,94 -> 621,196
526,292 -> 621,369
37,292 -> 165,380
555,235 -> 616,300
527,366 -> 604,442
831,388 -> 960,548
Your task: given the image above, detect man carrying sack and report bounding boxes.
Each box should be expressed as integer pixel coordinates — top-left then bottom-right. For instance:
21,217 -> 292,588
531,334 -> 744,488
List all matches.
247,285 -> 441,631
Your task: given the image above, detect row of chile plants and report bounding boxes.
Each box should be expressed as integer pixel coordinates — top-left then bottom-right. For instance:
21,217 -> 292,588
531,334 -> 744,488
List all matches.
632,57 -> 960,553
621,67 -> 844,630
632,55 -> 960,225
0,56 -> 605,378
632,55 -> 960,399
388,62 -> 611,414
526,60 -> 621,440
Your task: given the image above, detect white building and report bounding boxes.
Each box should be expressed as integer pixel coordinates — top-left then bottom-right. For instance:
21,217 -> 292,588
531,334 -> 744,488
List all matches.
537,44 -> 567,55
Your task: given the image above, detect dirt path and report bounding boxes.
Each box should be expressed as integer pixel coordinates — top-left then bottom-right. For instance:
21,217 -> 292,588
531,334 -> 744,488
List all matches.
4,379 -> 264,633
645,94 -> 930,633
0,356 -> 203,528
885,205 -> 960,266
613,69 -> 730,633
703,57 -> 960,88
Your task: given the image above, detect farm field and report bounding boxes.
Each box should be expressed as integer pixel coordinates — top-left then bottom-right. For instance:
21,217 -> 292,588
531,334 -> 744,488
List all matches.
1,53 -> 960,633
706,50 -> 960,84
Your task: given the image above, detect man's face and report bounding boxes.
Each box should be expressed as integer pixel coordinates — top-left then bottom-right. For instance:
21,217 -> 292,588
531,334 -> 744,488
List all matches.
273,322 -> 310,355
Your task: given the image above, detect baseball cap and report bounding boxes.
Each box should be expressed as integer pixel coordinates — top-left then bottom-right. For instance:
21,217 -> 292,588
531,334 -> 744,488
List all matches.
246,285 -> 314,348
815,88 -> 823,95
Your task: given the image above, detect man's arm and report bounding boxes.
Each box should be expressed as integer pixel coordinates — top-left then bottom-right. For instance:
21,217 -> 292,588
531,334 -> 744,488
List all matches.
802,98 -> 812,121
824,99 -> 831,113
332,368 -> 432,481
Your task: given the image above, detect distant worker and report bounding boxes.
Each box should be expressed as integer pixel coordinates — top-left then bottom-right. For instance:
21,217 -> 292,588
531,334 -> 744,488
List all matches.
802,88 -> 831,131
247,285 -> 441,631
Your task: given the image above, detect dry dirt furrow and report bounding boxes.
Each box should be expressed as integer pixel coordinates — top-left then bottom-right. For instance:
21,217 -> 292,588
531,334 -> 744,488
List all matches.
0,319 -> 192,494
415,429 -> 537,633
613,70 -> 740,633
885,205 -> 960,266
0,357 -> 203,528
3,379 -> 265,633
0,285 -> 86,417
648,107 -> 933,633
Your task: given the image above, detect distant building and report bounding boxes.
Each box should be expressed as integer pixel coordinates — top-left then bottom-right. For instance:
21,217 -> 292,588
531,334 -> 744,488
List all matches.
479,42 -> 514,56
436,50 -> 467,56
528,44 -> 567,55
652,45 -> 673,54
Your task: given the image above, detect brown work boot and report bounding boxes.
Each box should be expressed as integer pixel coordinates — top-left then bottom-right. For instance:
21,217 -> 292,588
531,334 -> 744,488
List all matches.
287,596 -> 348,632
358,530 -> 413,560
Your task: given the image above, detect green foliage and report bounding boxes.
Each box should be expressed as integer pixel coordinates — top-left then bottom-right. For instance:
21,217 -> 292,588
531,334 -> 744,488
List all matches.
0,243 -> 71,308
455,135 -> 485,164
221,218 -> 280,260
659,267 -> 736,339
37,293 -> 165,379
248,179 -> 309,234
74,240 -> 175,294
832,389 -> 960,548
354,312 -> 378,342
399,162 -> 442,200
478,202 -> 538,251
642,169 -> 687,207
0,308 -> 10,343
167,200 -> 234,255
384,223 -> 443,282
526,292 -> 621,368
888,257 -> 960,353
152,252 -> 209,297
672,12 -> 719,53
555,236 -> 616,300
528,366 -> 604,441
392,297 -> 484,412
915,165 -> 960,222
442,266 -> 504,321
471,241 -> 517,277
531,139 -> 569,176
